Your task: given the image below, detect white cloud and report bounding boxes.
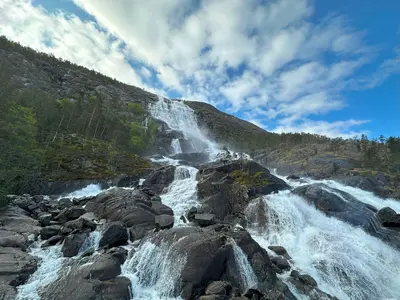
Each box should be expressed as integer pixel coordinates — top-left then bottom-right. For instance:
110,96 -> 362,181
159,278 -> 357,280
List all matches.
140,66 -> 152,79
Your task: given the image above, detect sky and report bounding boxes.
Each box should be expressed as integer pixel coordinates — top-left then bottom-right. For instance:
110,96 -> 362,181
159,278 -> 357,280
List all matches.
0,0 -> 399,138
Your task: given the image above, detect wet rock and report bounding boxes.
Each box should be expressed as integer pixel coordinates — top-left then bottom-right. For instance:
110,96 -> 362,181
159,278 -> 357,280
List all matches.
55,206 -> 85,224
63,217 -> 97,232
40,225 -> 61,240
0,229 -> 28,250
0,205 -> 41,238
72,196 -> 95,206
171,152 -> 210,165
58,198 -> 73,209
377,207 -> 400,228
142,165 -> 176,194
243,285 -> 264,299
187,206 -> 197,222
286,174 -> 300,180
82,252 -> 125,281
289,270 -> 338,300
205,281 -> 232,295
155,214 -> 174,229
42,235 -> 64,247
151,201 -> 174,216
0,282 -> 17,300
38,213 -> 53,226
0,247 -> 37,286
99,221 -> 128,248
268,246 -> 291,260
199,295 -> 228,300
62,233 -> 87,257
194,214 -> 216,227
270,256 -> 291,271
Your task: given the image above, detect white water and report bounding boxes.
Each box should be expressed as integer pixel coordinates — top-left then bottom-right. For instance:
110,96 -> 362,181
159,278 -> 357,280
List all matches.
247,191 -> 400,300
79,230 -> 101,254
231,240 -> 258,292
121,241 -> 186,300
150,96 -> 219,158
171,139 -> 182,154
160,166 -> 199,223
16,244 -> 65,300
61,183 -> 103,199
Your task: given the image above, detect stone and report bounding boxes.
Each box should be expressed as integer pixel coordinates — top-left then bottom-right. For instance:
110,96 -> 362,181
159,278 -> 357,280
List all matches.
63,217 -> 97,232
270,256 -> 291,271
38,213 -> 53,226
142,165 -> 176,194
58,198 -> 73,209
199,296 -> 228,300
205,281 -> 232,295
377,207 -> 400,228
286,174 -> 300,180
187,206 -> 197,222
0,229 -> 28,250
0,247 -> 37,286
55,206 -> 86,224
268,246 -> 291,260
62,233 -> 87,257
155,214 -> 174,229
0,282 -> 17,300
42,235 -> 64,247
99,221 -> 128,248
194,214 -> 216,226
40,225 -> 61,240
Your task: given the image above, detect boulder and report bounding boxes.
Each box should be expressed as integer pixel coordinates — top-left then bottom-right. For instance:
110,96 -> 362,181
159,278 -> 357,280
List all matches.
62,233 -> 87,257
293,183 -> 400,249
99,221 -> 128,248
40,225 -> 61,240
63,217 -> 97,232
268,246 -> 291,260
0,282 -> 17,300
58,198 -> 73,209
0,205 -> 41,238
377,207 -> 400,228
38,213 -> 53,226
155,214 -> 174,229
85,188 -> 174,241
0,247 -> 37,286
199,296 -> 228,300
286,174 -> 300,180
171,152 -> 210,166
187,206 -> 198,222
0,229 -> 28,250
142,165 -> 176,194
42,235 -> 64,247
194,214 -> 216,227
205,281 -> 232,295
289,270 -> 338,300
55,206 -> 85,224
270,256 -> 291,271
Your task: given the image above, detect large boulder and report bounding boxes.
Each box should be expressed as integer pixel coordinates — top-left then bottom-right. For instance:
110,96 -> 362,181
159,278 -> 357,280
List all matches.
62,233 -> 88,257
40,251 -> 130,300
55,206 -> 86,224
0,229 -> 29,250
142,166 -> 176,194
99,221 -> 129,248
376,207 -> 400,228
85,188 -> 173,241
40,225 -> 61,240
0,247 -> 37,286
293,184 -> 400,249
196,161 -> 289,221
155,214 -> 174,230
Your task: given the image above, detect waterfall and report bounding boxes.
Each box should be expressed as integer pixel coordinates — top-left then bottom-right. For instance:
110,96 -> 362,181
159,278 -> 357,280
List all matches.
60,183 -> 103,200
160,166 -> 199,223
171,138 -> 182,154
16,244 -> 64,300
247,191 -> 400,300
78,230 -> 101,254
231,239 -> 258,292
121,241 -> 186,300
149,96 -> 219,158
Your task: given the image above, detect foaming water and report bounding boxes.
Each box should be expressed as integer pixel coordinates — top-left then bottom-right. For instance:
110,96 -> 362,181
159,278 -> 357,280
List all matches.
150,96 -> 219,158
78,231 -> 101,254
150,156 -> 181,166
121,241 -> 186,300
231,240 -> 258,291
16,244 -> 64,300
61,184 -> 103,199
171,139 -> 182,154
161,166 -> 199,222
247,191 -> 400,300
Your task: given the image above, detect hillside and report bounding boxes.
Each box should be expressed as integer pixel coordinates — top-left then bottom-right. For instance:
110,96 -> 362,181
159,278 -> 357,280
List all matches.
0,36 -> 399,201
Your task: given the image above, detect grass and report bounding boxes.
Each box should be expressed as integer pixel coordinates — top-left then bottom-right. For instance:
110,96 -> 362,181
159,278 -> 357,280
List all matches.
230,170 -> 270,187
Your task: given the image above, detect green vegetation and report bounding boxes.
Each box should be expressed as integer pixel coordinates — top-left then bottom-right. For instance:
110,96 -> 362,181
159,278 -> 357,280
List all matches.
230,170 -> 270,187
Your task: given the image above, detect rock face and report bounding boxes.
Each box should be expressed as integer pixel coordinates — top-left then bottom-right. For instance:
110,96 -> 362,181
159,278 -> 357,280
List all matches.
40,250 -> 130,300
155,214 -> 174,230
142,166 -> 176,194
293,183 -> 400,249
99,221 -> 129,248
62,233 -> 88,257
377,207 -> 400,228
138,225 -> 295,300
170,152 -> 210,166
55,206 -> 86,224
196,161 -> 289,221
85,187 -> 173,240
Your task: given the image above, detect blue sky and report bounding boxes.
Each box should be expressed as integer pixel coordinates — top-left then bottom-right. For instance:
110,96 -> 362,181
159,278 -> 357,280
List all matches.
0,0 -> 399,138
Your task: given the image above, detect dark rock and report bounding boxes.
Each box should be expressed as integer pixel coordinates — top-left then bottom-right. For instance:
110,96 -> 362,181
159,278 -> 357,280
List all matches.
336,175 -> 385,198
0,229 -> 28,250
55,206 -> 85,223
38,212 -> 53,226
194,214 -> 216,226
0,282 -> 17,300
286,174 -> 300,180
268,246 -> 291,260
72,196 -> 95,206
142,165 -> 176,194
63,217 -> 97,232
155,214 -> 174,229
199,295 -> 228,300
99,221 -> 128,248
171,152 -> 210,165
293,183 -> 400,249
42,235 -> 64,247
289,270 -> 338,300
62,233 -> 87,257
205,281 -> 232,295
377,207 -> 400,228
151,201 -> 174,216
270,256 -> 291,271
58,198 -> 73,209
187,206 -> 198,222
0,247 -> 37,286
40,225 -> 61,240
81,248 -> 95,258
243,285 -> 264,300
83,252 -> 125,281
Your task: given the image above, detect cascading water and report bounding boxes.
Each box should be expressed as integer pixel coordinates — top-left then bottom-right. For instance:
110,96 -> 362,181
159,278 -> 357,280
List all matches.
171,138 -> 182,154
121,241 -> 186,300
246,191 -> 400,300
231,239 -> 258,292
149,96 -> 219,158
78,230 -> 101,254
60,183 -> 103,200
16,244 -> 64,300
160,166 -> 199,223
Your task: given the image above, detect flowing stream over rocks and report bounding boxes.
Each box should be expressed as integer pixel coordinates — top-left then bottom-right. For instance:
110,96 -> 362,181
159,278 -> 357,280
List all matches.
9,97 -> 400,300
